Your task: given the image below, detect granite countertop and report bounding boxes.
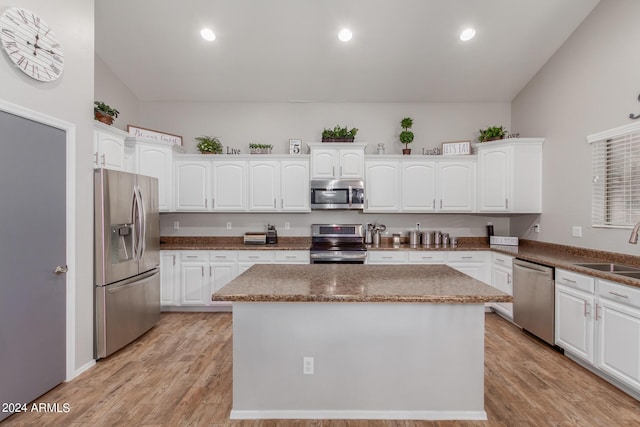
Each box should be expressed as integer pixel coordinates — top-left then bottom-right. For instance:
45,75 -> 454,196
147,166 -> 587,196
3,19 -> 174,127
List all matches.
212,264 -> 512,304
160,236 -> 311,251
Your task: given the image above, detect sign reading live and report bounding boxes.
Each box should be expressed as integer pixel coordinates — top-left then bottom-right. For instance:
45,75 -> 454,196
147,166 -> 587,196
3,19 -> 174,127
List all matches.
127,125 -> 183,146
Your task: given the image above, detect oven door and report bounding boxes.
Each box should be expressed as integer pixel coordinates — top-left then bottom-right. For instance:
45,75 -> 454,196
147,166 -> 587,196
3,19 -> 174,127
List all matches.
310,251 -> 366,264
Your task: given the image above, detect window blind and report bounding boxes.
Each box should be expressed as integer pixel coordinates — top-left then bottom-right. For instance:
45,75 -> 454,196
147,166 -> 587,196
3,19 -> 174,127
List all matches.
590,123 -> 640,228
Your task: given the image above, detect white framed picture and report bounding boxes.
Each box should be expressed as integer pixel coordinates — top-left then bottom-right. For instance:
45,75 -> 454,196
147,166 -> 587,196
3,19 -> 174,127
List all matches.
289,139 -> 302,154
441,140 -> 471,155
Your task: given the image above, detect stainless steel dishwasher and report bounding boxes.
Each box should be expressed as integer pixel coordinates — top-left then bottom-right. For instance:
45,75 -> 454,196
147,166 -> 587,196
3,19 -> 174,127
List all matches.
513,258 -> 555,345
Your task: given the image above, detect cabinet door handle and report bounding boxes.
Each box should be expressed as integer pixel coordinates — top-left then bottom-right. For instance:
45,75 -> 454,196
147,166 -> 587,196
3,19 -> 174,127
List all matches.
440,199 -> 443,210
201,266 -> 204,276
172,255 -> 175,266
495,258 -> 504,263
561,278 -> 576,284
210,266 -> 212,276
609,291 -> 629,299
507,273 -> 511,284
461,256 -> 473,259
281,198 -> 284,209
505,198 -> 509,209
249,256 -> 259,259
584,301 -> 588,317
214,255 -> 226,259
422,256 -> 433,259
186,255 -> 198,259
595,304 -> 600,321
432,200 -> 436,209
205,198 -> 208,208
340,166 -> 343,176
274,198 -> 276,208
332,166 -> 335,176
94,152 -> 99,165
101,153 -> 106,166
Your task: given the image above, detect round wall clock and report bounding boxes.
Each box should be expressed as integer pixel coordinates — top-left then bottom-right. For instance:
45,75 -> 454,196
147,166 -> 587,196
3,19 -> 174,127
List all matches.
0,7 -> 64,82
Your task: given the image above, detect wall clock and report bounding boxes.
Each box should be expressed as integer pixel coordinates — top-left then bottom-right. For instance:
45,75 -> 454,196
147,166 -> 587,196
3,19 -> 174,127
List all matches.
0,7 -> 64,82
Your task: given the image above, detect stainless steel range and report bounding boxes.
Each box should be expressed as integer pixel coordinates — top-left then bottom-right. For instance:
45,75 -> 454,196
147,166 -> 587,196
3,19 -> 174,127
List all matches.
310,224 -> 367,264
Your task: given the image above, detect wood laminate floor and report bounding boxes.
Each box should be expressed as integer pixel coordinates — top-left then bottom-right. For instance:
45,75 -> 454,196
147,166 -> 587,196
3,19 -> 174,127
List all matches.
2,312 -> 638,426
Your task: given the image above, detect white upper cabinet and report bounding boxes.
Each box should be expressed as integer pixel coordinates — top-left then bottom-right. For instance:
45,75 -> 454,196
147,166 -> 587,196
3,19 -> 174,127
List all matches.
249,159 -> 310,212
134,140 -> 184,212
212,160 -> 248,211
365,160 -> 400,212
174,160 -> 210,211
438,159 -> 476,212
249,160 -> 279,211
93,122 -> 130,171
476,138 -> 544,213
401,160 -> 437,212
308,142 -> 366,179
281,160 -> 310,211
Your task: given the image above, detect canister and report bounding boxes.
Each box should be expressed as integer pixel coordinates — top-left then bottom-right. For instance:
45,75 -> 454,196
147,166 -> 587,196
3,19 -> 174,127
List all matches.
392,233 -> 401,245
409,231 -> 420,246
442,233 -> 450,246
434,231 -> 442,245
372,230 -> 381,246
422,231 -> 434,246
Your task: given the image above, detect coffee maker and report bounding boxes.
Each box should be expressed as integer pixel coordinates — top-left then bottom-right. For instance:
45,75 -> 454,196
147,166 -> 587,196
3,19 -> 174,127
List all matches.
266,224 -> 278,244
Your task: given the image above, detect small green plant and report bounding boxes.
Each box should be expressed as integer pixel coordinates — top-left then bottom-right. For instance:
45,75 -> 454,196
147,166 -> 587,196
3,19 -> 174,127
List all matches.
478,126 -> 507,142
94,101 -> 119,125
399,117 -> 414,150
322,125 -> 358,142
195,135 -> 223,154
249,143 -> 273,149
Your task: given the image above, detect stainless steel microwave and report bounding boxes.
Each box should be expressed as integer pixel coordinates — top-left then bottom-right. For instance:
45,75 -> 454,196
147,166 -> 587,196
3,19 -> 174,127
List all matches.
310,179 -> 365,210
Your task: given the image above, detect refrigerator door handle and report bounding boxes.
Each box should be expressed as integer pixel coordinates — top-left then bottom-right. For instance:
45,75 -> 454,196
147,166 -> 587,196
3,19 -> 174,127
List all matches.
136,186 -> 147,260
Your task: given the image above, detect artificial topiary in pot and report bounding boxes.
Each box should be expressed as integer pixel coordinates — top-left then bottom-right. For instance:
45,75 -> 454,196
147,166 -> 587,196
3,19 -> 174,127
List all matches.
399,117 -> 414,155
94,101 -> 119,125
195,135 -> 223,154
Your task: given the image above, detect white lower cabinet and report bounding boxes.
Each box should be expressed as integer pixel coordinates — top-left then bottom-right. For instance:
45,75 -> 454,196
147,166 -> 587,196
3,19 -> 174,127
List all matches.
555,270 -> 640,394
447,251 -> 489,284
366,250 -> 408,264
490,253 -> 514,319
162,249 -> 309,310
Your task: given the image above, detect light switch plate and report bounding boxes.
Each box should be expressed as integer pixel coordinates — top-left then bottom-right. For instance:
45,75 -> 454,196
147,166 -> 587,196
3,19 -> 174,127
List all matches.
572,226 -> 582,237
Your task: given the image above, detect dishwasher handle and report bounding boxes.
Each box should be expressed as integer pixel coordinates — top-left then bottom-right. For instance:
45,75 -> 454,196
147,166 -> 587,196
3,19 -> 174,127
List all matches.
513,258 -> 555,276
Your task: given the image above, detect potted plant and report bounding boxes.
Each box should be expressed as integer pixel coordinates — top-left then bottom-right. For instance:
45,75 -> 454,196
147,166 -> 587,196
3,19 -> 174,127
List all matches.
321,125 -> 358,142
478,126 -> 507,142
94,101 -> 119,125
195,135 -> 223,154
249,143 -> 273,154
399,117 -> 414,155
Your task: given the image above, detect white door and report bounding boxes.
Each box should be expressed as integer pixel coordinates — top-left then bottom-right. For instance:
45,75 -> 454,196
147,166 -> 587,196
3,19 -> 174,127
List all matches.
339,149 -> 364,178
281,161 -> 310,211
95,130 -> 125,170
0,111 -> 66,421
555,285 -> 594,363
175,161 -> 209,211
160,252 -> 179,306
401,161 -> 437,211
365,161 -> 399,211
478,147 -> 511,211
180,262 -> 208,305
438,161 -> 475,212
311,149 -> 338,178
137,145 -> 172,211
249,161 -> 279,211
213,161 -> 247,210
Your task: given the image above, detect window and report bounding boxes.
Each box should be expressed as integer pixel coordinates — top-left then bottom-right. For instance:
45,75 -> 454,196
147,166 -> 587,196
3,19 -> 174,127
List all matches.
588,122 -> 640,228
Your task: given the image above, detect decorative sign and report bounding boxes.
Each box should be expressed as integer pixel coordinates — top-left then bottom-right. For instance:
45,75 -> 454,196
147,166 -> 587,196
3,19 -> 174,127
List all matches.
441,140 -> 471,156
289,139 -> 302,155
127,125 -> 183,145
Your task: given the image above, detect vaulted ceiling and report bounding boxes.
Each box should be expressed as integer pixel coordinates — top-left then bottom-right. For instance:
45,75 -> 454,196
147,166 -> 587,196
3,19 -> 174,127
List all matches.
95,0 -> 600,103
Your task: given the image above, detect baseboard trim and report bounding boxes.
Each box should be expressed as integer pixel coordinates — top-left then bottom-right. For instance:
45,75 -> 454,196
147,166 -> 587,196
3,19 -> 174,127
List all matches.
230,409 -> 487,420
68,359 -> 96,381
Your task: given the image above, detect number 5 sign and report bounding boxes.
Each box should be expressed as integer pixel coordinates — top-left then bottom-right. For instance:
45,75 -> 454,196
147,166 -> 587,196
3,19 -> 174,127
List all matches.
289,139 -> 302,154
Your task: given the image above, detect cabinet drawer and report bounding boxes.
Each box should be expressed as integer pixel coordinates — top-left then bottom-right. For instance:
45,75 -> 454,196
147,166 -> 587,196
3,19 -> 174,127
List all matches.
556,269 -> 595,294
275,251 -> 310,263
598,279 -> 640,309
181,251 -> 210,262
408,251 -> 446,263
367,251 -> 407,264
210,251 -> 238,262
492,253 -> 513,268
238,251 -> 275,262
448,251 -> 486,263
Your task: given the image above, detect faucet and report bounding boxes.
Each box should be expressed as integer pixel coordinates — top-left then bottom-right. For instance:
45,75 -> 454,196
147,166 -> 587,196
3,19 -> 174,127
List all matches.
629,221 -> 640,243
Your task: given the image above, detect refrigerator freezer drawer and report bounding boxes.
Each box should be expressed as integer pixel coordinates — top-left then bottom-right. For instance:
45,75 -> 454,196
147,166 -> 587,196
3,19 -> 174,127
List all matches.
95,269 -> 160,359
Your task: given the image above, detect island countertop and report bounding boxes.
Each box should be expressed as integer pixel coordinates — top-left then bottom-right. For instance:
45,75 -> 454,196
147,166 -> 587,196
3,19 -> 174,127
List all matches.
212,263 -> 511,303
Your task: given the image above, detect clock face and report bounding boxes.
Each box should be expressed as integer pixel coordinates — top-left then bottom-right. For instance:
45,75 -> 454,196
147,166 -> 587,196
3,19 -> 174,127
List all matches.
0,7 -> 64,82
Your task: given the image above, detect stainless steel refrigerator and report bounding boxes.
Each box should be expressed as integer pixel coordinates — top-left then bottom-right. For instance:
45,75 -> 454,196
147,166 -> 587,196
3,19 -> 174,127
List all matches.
94,169 -> 160,359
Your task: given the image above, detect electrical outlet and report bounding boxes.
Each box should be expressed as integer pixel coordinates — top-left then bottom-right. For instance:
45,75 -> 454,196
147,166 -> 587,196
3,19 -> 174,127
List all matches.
533,224 -> 540,233
226,222 -> 232,230
285,222 -> 290,230
572,226 -> 582,237
303,357 -> 314,375
173,221 -> 179,230
416,223 -> 420,230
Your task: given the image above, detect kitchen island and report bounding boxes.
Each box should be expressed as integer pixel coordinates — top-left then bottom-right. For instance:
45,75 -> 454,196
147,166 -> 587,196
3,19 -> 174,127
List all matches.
213,264 -> 511,421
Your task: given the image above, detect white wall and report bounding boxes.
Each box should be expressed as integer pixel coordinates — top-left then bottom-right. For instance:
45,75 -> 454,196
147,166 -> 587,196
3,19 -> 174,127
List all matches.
0,0 -> 94,374
94,55 -> 139,132
511,0 -> 640,255
140,101 -> 510,155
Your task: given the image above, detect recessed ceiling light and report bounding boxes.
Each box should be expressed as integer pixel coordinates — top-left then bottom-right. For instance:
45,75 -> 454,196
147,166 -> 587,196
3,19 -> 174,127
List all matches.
200,28 -> 216,42
459,28 -> 476,41
338,28 -> 353,42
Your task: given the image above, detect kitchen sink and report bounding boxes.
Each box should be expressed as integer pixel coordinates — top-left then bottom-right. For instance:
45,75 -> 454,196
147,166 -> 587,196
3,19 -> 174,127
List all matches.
610,271 -> 640,279
574,263 -> 640,273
